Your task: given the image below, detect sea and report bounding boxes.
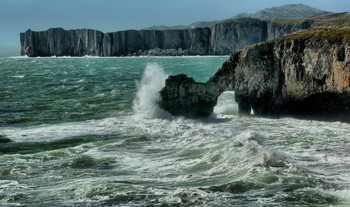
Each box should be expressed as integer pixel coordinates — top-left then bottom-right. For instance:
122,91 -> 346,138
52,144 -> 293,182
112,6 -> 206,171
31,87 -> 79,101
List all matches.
0,49 -> 350,206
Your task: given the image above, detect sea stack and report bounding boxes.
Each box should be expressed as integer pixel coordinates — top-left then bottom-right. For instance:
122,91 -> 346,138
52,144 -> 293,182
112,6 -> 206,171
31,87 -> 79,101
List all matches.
158,26 -> 350,122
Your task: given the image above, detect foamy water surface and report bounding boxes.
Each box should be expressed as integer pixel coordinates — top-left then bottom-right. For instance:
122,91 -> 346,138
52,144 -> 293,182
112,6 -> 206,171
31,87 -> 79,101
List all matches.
1,55 -> 350,206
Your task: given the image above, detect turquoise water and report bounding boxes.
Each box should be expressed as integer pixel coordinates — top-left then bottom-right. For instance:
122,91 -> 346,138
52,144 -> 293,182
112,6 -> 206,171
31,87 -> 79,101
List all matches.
1,51 -> 350,206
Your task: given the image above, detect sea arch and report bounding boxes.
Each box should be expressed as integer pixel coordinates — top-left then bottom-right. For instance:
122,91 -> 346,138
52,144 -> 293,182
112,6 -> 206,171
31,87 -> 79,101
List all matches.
157,52 -> 253,118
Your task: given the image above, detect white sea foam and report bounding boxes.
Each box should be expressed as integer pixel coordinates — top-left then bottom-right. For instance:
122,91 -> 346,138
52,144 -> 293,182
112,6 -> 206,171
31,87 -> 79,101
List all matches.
12,75 -> 25,78
213,91 -> 238,116
133,63 -> 172,119
9,55 -> 28,59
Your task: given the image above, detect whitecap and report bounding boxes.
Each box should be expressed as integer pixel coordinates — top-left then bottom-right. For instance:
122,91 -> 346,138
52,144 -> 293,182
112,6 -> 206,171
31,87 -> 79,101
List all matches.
12,75 -> 25,78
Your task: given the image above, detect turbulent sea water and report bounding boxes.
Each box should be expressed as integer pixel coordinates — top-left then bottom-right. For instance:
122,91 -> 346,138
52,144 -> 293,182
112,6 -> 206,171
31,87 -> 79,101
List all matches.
1,50 -> 350,206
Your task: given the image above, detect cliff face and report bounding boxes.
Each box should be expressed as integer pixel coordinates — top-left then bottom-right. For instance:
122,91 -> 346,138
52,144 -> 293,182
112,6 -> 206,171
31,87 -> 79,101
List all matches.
210,19 -> 267,55
21,27 -> 213,57
18,18 -> 315,57
20,28 -> 104,57
158,26 -> 350,121
17,19 -> 290,57
20,12 -> 350,57
266,19 -> 312,40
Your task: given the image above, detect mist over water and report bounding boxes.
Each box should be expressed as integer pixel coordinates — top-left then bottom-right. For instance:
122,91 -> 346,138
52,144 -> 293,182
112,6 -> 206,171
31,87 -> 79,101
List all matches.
0,55 -> 350,206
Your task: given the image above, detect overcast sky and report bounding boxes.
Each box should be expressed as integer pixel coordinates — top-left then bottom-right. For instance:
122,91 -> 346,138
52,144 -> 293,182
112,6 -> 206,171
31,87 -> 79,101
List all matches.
0,0 -> 349,47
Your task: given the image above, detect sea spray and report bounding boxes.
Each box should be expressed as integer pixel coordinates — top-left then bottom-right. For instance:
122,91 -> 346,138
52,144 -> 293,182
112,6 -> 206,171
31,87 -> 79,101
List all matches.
133,63 -> 171,119
213,91 -> 238,116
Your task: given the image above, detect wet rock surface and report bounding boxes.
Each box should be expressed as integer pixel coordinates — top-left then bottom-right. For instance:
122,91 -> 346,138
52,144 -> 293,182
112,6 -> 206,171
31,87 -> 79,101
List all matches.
158,74 -> 219,118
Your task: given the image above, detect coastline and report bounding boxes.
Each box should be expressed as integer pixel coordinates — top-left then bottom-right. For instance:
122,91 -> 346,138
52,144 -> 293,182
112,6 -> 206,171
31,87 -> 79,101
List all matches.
7,55 -> 230,59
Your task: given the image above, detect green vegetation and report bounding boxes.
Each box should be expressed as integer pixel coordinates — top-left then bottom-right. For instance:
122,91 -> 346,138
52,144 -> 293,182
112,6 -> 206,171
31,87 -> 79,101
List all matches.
268,12 -> 350,30
280,25 -> 350,42
312,12 -> 350,26
232,4 -> 330,20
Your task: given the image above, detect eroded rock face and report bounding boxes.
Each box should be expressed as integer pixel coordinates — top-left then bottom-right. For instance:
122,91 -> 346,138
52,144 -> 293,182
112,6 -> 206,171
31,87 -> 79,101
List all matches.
20,28 -> 104,57
158,26 -> 350,121
18,18 -> 313,57
19,13 -> 350,57
158,74 -> 219,118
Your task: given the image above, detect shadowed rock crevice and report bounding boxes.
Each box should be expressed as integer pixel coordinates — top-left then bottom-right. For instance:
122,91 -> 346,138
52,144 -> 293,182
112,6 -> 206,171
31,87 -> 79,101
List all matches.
158,26 -> 350,121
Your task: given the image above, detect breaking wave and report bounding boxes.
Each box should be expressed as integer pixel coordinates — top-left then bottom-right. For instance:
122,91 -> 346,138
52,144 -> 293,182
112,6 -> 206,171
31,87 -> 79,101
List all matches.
133,63 -> 172,119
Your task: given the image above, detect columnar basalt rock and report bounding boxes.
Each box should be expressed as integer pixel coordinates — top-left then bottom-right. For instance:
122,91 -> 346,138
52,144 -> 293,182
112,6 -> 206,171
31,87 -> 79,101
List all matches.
20,13 -> 350,57
19,15 -> 340,57
20,28 -> 105,57
17,20 -> 290,57
20,27 -> 213,57
158,26 -> 350,121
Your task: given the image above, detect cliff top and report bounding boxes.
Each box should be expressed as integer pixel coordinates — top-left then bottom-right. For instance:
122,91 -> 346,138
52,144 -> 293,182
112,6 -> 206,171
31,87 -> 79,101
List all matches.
243,25 -> 350,51
312,12 -> 350,26
270,12 -> 350,26
280,25 -> 350,42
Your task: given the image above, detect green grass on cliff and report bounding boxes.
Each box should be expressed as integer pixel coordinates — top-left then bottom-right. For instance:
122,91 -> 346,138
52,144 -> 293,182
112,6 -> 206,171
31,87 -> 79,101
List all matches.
312,12 -> 350,26
280,25 -> 350,42
269,12 -> 350,27
246,25 -> 350,50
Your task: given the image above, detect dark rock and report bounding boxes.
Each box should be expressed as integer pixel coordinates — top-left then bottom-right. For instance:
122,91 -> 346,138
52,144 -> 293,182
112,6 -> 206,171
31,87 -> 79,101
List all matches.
0,134 -> 12,143
158,74 -> 219,118
20,13 -> 350,57
158,26 -> 350,122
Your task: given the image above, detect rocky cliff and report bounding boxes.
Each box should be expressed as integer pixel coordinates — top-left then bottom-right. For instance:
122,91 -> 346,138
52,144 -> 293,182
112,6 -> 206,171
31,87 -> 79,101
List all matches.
20,13 -> 350,57
20,19 -> 266,57
17,18 -> 300,57
20,28 -> 105,57
20,12 -> 350,57
158,26 -> 350,122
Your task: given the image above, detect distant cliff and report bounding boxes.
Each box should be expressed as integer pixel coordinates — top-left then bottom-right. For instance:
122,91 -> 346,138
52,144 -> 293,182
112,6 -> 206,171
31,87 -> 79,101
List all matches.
20,19 -> 267,57
158,26 -> 350,122
20,13 -> 350,57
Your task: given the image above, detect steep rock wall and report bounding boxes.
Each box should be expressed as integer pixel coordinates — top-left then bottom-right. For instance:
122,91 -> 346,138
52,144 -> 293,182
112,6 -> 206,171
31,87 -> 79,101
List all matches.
210,19 -> 267,54
20,28 -> 104,56
20,13 -> 350,57
20,18 -> 310,57
266,19 -> 312,40
21,27 -> 214,57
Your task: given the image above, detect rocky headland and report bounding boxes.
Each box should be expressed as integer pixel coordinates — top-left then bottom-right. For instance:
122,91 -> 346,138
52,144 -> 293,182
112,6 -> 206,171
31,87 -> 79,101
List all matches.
158,26 -> 350,122
20,12 -> 350,57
